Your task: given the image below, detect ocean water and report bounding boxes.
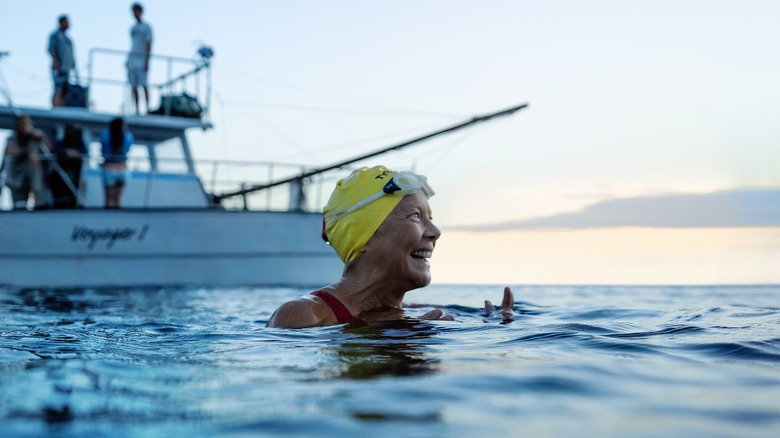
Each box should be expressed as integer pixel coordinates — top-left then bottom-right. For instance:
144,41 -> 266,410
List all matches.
1,284 -> 779,437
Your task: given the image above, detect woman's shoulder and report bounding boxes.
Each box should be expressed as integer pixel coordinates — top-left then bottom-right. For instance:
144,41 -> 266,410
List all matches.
267,294 -> 331,329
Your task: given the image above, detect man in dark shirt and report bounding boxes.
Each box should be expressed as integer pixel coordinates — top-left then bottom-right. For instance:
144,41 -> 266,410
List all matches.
48,15 -> 75,107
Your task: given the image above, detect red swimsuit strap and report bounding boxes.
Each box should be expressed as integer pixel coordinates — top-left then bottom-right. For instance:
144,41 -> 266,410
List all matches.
311,290 -> 356,324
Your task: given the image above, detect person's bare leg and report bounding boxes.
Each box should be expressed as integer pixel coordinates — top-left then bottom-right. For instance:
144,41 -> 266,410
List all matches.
115,185 -> 124,208
133,88 -> 140,115
53,91 -> 64,107
142,86 -> 149,115
104,186 -> 111,209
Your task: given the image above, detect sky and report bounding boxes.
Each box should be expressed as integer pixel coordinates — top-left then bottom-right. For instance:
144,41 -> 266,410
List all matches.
1,0 -> 779,284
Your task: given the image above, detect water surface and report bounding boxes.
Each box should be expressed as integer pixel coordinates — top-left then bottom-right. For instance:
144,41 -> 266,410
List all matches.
1,285 -> 779,437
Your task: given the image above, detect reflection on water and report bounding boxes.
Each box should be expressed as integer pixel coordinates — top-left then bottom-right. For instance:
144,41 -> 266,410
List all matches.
334,320 -> 441,379
17,287 -> 90,314
1,285 -> 780,437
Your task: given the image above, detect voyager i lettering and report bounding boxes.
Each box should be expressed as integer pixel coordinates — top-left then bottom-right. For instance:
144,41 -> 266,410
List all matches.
71,225 -> 150,249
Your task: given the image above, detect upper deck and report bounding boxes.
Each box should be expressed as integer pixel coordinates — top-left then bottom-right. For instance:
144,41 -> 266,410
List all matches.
0,104 -> 212,144
1,46 -> 214,140
0,47 -> 323,212
0,104 -> 216,210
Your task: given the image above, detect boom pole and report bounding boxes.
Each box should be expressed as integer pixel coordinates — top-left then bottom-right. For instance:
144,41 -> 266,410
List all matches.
212,102 -> 528,204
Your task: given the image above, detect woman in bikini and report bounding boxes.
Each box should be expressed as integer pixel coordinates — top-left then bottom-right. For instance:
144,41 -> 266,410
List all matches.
267,165 -> 514,329
100,117 -> 133,209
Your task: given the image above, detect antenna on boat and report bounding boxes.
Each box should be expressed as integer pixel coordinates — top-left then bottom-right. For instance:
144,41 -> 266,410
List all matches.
211,102 -> 529,206
0,51 -> 16,108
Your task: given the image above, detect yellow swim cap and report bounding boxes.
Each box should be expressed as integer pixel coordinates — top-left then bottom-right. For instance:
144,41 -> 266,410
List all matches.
322,166 -> 403,263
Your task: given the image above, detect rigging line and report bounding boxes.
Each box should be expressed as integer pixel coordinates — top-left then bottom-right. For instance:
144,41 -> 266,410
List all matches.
218,98 -> 470,162
0,65 -> 13,106
215,93 -> 453,162
249,106 -> 322,164
382,127 -> 473,175
213,67 -> 465,118
423,125 -> 482,172
215,67 -> 395,110
218,100 -> 463,119
209,67 -> 250,104
213,90 -> 231,161
214,102 -> 529,202
210,92 -> 306,153
212,78 -> 467,165
4,86 -> 50,97
4,60 -> 47,82
267,116 -> 467,163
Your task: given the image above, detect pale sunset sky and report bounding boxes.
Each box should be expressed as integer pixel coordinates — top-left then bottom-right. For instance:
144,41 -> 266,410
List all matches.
2,1 -> 779,284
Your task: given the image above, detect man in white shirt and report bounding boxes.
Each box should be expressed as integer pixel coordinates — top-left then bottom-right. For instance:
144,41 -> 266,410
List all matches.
127,3 -> 152,115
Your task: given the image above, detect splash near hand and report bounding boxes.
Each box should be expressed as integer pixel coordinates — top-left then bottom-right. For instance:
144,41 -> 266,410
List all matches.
483,287 -> 515,322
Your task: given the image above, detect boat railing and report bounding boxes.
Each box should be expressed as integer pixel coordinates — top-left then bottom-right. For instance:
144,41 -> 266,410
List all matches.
86,47 -> 212,120
1,151 -> 337,212
191,158 -> 339,212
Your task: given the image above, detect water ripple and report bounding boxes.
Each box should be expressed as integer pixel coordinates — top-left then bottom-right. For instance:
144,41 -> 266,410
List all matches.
607,325 -> 704,339
1,284 -> 780,437
682,341 -> 780,362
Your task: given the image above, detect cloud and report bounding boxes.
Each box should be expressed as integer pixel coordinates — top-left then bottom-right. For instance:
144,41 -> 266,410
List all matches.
453,188 -> 780,231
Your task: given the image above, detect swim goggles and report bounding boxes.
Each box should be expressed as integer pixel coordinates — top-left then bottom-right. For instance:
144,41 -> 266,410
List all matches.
326,170 -> 435,224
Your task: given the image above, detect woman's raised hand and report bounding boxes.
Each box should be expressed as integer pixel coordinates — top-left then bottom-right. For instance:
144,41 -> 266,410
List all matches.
483,287 -> 515,322
414,287 -> 515,323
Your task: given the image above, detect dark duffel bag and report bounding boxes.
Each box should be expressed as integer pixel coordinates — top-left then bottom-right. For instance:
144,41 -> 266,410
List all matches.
150,93 -> 203,118
64,83 -> 88,108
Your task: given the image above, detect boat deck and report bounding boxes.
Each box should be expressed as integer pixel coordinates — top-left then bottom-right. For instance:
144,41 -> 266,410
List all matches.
0,104 -> 211,143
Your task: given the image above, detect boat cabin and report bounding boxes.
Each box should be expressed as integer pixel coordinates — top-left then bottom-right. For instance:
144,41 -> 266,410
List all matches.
0,105 -> 212,209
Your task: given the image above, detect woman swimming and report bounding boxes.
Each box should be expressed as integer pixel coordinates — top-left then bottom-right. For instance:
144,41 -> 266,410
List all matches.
267,165 -> 514,328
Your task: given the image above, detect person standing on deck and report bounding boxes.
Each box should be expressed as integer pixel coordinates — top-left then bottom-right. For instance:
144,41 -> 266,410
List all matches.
100,118 -> 134,209
48,14 -> 75,107
127,3 -> 153,115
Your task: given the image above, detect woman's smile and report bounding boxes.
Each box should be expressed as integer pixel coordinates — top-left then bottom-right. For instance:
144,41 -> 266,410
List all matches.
367,192 -> 440,288
411,249 -> 433,261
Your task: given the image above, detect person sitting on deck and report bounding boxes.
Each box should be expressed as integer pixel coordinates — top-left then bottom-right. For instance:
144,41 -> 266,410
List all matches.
2,114 -> 53,210
100,117 -> 134,209
49,124 -> 87,209
267,165 -> 514,329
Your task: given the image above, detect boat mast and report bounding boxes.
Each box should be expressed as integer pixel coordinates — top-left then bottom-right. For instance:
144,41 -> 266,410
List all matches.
212,102 -> 528,206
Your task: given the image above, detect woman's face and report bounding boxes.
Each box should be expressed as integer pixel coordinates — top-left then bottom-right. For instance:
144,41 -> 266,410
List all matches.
362,191 -> 441,289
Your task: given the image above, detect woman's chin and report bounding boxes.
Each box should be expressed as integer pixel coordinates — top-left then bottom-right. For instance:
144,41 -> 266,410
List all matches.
407,265 -> 432,289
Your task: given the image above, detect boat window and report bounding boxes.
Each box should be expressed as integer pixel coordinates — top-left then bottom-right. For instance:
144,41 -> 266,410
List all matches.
86,140 -> 102,169
127,142 -> 151,172
154,136 -> 189,174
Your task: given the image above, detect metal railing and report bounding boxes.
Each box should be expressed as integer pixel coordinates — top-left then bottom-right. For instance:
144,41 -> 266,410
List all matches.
1,152 -> 337,212
86,47 -> 213,119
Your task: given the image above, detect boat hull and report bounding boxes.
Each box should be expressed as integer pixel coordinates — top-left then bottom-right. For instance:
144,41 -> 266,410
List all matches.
0,209 -> 343,288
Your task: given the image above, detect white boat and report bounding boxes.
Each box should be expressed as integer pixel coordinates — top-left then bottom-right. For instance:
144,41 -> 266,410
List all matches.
0,111 -> 344,288
0,48 -> 526,289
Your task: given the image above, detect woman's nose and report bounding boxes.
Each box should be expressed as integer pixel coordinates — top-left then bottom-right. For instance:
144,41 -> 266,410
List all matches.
426,220 -> 441,241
